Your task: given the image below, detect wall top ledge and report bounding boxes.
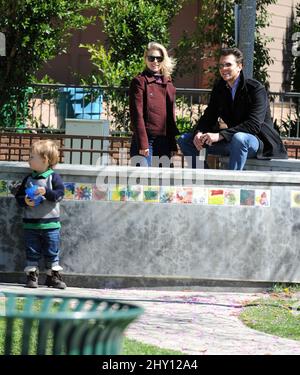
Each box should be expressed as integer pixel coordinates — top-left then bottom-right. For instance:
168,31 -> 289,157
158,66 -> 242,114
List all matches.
1,161 -> 300,184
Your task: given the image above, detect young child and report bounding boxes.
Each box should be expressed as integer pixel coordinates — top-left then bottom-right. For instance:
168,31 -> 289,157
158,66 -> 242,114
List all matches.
15,140 -> 66,289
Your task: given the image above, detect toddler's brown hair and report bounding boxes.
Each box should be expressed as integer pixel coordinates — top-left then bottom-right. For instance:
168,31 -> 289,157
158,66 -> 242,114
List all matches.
31,140 -> 59,168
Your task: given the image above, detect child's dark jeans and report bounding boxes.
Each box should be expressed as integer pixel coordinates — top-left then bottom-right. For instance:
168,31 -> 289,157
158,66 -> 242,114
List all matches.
24,228 -> 61,269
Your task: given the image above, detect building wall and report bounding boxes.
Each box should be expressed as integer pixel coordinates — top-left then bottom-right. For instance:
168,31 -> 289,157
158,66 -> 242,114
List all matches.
37,1 -> 297,91
37,2 -> 203,88
264,0 -> 296,92
37,9 -> 105,84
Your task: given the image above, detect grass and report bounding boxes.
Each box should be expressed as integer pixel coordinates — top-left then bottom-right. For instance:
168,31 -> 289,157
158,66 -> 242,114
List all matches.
240,285 -> 300,341
0,298 -> 183,355
271,283 -> 300,294
0,319 -> 183,355
123,338 -> 183,355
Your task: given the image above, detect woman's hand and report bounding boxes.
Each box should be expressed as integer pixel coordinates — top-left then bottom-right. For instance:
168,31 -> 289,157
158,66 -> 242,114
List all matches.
139,149 -> 150,157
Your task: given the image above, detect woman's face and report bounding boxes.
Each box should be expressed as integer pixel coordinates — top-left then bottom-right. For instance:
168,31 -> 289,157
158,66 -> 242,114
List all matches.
145,48 -> 163,73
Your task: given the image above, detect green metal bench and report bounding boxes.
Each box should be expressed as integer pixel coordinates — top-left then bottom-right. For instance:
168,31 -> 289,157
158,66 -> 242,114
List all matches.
0,291 -> 143,355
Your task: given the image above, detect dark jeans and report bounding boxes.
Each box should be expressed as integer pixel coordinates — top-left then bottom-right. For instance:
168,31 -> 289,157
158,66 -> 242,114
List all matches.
24,228 -> 61,269
130,135 -> 172,167
177,132 -> 259,170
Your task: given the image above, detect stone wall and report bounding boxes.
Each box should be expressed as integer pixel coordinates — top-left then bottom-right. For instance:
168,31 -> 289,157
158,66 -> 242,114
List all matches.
1,161 -> 300,286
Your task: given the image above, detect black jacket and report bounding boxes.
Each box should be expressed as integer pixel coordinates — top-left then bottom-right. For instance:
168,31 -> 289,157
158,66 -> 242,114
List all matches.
194,71 -> 288,159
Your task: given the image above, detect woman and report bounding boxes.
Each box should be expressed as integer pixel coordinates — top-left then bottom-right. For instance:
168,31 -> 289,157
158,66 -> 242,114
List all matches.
129,42 -> 179,167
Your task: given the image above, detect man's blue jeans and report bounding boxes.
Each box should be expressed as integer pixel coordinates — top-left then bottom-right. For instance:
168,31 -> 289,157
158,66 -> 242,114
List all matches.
24,228 -> 61,269
177,132 -> 259,170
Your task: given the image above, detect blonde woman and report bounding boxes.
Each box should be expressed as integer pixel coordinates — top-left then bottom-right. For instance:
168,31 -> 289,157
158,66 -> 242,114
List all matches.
129,42 -> 179,166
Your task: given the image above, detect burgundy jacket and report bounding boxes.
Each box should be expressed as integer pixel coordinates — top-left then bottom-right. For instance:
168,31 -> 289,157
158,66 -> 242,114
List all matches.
129,70 -> 179,151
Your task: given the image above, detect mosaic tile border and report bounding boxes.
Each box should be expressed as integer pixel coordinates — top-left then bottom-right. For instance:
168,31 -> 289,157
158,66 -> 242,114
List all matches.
0,179 -> 273,207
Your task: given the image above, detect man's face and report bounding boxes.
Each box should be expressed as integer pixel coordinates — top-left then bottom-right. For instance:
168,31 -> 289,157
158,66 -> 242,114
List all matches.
218,54 -> 242,86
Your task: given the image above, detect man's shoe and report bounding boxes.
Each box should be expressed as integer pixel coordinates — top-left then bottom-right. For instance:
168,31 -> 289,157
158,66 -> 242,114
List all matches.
45,271 -> 67,289
26,271 -> 39,288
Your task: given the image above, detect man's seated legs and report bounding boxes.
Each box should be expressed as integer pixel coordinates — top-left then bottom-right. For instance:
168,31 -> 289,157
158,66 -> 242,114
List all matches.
178,131 -> 259,170
178,132 -> 230,169
228,132 -> 259,170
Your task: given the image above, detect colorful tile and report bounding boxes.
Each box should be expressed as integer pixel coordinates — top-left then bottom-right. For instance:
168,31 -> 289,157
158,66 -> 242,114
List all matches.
64,182 -> 76,200
75,183 -> 92,200
127,185 -> 143,202
176,187 -> 193,203
160,186 -> 176,203
93,184 -> 108,201
208,188 -> 224,205
192,187 -> 207,205
0,180 -> 8,197
224,188 -> 240,206
255,189 -> 271,207
143,186 -> 159,203
240,189 -> 255,206
109,185 -> 127,201
291,191 -> 300,208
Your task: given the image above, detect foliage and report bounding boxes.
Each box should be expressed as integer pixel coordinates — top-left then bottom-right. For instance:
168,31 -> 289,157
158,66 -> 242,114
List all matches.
175,0 -> 276,85
175,96 -> 198,134
0,0 -> 95,127
292,3 -> 300,92
176,116 -> 195,135
279,115 -> 300,137
81,0 -> 184,131
272,283 -> 300,293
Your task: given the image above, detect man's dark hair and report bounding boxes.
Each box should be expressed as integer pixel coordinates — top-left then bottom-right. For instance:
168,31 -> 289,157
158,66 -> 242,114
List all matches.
220,47 -> 244,65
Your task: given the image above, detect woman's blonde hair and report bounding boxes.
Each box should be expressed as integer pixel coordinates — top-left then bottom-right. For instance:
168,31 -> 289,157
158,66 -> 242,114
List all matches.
31,140 -> 60,168
144,41 -> 176,78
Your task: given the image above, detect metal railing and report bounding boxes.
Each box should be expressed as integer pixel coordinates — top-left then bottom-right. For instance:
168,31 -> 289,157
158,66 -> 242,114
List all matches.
1,84 -> 300,166
0,131 -> 299,167
2,84 -> 300,137
0,132 -> 133,166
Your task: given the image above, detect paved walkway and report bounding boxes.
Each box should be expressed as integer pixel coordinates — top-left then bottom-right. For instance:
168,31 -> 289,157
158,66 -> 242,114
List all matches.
1,283 -> 300,355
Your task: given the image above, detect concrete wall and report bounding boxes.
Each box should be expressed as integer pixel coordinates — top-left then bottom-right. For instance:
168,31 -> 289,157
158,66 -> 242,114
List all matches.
219,157 -> 300,171
1,161 -> 300,286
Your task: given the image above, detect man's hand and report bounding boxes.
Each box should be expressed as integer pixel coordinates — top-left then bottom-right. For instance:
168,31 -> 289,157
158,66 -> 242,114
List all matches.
218,117 -> 228,129
199,132 -> 224,146
193,132 -> 205,151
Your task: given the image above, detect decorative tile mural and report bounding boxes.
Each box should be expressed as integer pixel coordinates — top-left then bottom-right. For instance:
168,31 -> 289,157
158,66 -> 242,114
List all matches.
0,179 -> 277,208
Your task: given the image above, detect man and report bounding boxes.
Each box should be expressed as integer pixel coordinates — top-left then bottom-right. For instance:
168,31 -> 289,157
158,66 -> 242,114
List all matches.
177,47 -> 288,170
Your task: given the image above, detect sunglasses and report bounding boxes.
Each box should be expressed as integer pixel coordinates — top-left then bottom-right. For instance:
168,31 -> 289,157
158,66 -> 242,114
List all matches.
147,55 -> 163,63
